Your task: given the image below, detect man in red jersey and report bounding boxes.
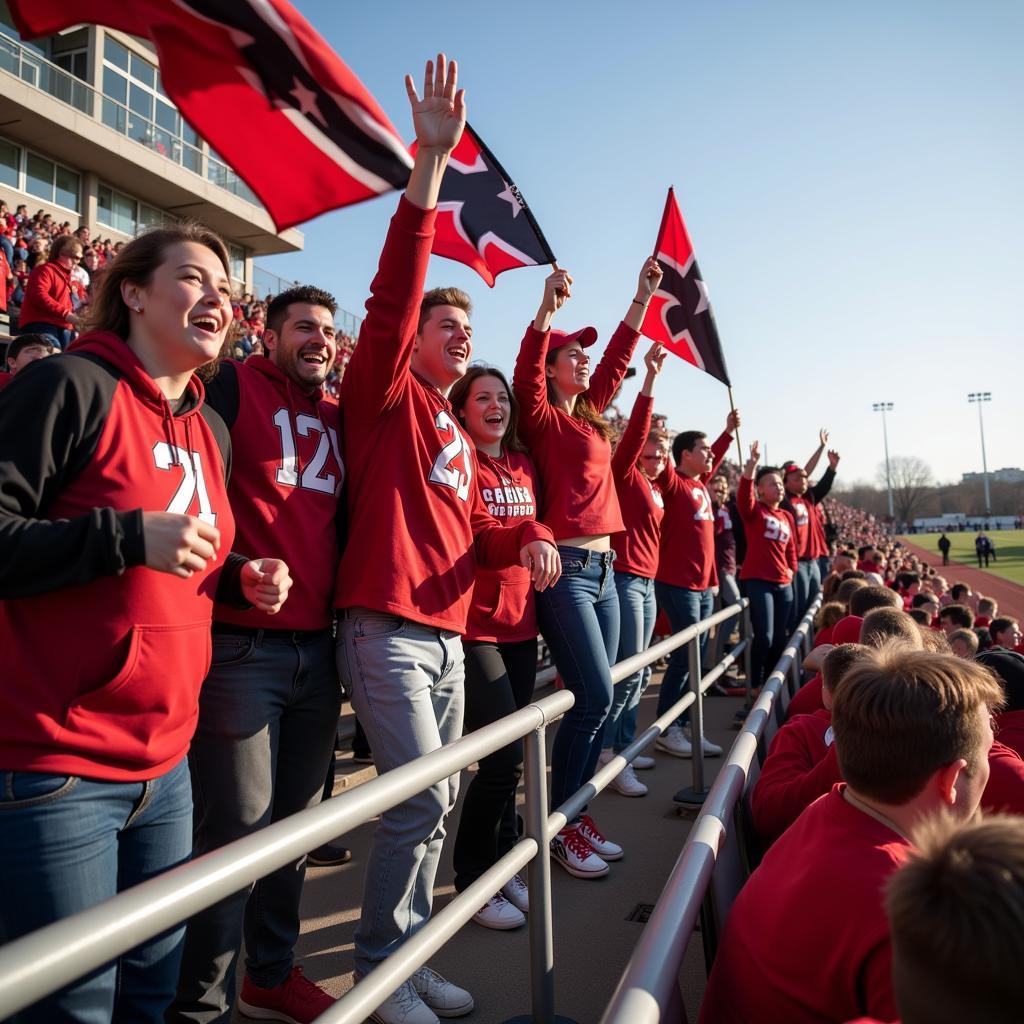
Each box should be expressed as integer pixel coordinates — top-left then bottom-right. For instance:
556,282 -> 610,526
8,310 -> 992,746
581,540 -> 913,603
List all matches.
652,411 -> 739,758
700,646 -> 1002,1024
333,56 -> 558,1024
168,286 -> 345,1024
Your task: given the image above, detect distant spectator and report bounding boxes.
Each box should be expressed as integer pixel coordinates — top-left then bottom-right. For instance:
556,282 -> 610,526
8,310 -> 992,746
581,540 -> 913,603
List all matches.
1,334 -> 57,386
990,617 -> 1022,652
975,597 -> 997,628
939,604 -> 975,635
948,628 -> 979,659
937,532 -> 951,565
17,234 -> 83,349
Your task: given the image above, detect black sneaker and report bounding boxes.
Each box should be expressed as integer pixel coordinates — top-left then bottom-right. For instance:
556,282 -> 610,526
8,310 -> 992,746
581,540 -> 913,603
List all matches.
307,842 -> 353,866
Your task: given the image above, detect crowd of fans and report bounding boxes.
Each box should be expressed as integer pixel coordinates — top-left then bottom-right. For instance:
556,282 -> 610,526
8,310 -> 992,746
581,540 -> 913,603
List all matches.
4,53 -> 1024,1024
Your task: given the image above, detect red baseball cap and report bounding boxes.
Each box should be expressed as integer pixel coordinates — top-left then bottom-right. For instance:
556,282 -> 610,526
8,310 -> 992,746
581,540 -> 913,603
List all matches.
831,615 -> 864,645
548,326 -> 598,352
782,462 -> 804,477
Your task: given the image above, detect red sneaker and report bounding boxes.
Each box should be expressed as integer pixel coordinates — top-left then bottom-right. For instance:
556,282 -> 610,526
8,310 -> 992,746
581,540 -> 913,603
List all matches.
238,966 -> 335,1023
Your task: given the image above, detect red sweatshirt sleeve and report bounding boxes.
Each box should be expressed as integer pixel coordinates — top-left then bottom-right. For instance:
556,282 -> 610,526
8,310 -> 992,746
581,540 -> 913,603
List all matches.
512,324 -> 554,446
751,727 -> 842,842
585,321 -> 641,412
737,474 -> 757,522
860,939 -> 900,1023
785,511 -> 798,571
703,430 -> 733,481
611,392 -> 653,481
25,264 -> 70,322
470,478 -> 554,568
340,197 -> 437,418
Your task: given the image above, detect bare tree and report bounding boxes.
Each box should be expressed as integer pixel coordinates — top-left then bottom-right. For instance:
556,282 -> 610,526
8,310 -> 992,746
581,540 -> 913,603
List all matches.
878,456 -> 936,523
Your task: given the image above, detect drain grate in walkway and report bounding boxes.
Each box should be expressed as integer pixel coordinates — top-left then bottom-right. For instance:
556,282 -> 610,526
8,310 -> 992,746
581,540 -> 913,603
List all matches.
626,902 -> 655,923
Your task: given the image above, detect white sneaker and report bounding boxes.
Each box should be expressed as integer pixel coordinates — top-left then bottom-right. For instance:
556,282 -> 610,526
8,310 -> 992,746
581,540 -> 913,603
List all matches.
410,967 -> 474,1018
371,980 -> 439,1024
685,726 -> 723,757
597,747 -> 615,767
577,814 -> 624,860
472,893 -> 525,930
656,724 -> 693,758
609,762 -> 648,797
550,825 -> 609,878
501,873 -> 530,914
632,754 -> 656,770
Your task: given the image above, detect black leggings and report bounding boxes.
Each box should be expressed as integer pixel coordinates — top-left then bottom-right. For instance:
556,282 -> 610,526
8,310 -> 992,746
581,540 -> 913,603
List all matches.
452,637 -> 538,892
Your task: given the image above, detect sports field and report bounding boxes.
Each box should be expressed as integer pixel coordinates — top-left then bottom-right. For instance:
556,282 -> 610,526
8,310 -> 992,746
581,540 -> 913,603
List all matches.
900,530 -> 1024,587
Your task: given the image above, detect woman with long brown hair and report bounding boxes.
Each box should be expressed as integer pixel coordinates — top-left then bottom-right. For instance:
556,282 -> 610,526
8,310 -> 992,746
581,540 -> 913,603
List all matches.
448,364 -> 541,928
0,223 -> 291,1022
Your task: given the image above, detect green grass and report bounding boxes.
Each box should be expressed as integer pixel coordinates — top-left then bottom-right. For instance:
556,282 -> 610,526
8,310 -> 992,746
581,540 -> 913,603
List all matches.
899,530 -> 1024,587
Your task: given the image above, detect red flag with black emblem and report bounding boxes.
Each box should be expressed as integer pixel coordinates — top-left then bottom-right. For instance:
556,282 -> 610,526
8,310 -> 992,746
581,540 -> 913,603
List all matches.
641,188 -> 731,386
7,0 -> 413,231
413,123 -> 557,286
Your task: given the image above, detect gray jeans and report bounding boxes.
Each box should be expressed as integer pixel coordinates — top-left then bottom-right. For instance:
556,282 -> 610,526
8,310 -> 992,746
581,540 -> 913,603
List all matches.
169,628 -> 341,1023
711,572 -> 742,668
336,609 -> 465,978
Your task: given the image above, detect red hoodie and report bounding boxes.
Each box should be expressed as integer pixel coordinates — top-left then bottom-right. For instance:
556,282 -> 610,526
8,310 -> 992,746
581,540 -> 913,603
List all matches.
18,259 -> 74,329
737,476 -> 798,584
0,332 -> 238,781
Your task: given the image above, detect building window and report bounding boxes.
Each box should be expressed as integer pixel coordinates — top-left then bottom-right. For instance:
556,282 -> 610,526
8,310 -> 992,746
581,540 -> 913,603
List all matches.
97,184 -> 169,237
0,138 -> 80,211
228,243 -> 246,286
51,49 -> 88,81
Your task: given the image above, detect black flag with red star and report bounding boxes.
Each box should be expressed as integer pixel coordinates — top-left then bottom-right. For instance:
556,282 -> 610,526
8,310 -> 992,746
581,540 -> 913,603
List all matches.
416,124 -> 556,287
641,188 -> 731,386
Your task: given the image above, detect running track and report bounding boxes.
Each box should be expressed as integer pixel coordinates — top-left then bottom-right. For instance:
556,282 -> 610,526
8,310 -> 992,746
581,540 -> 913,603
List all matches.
899,538 -> 1024,621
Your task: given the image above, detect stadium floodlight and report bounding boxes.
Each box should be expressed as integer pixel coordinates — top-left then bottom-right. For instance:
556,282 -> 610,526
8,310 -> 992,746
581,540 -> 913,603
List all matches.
967,392 -> 993,517
872,402 -> 895,520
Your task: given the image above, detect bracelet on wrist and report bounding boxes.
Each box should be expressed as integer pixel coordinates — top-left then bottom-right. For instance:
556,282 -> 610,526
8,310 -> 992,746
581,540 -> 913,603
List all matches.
632,298 -> 647,307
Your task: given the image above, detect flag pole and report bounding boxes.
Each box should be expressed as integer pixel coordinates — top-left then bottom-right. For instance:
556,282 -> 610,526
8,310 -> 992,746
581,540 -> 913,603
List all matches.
727,385 -> 744,472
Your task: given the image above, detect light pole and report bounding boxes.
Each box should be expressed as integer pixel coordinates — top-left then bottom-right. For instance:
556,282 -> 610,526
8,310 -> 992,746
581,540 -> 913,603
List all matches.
968,392 -> 992,518
872,402 -> 894,519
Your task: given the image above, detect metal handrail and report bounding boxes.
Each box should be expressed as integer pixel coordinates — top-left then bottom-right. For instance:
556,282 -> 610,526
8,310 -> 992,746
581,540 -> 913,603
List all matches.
0,597 -> 752,1023
600,595 -> 824,1024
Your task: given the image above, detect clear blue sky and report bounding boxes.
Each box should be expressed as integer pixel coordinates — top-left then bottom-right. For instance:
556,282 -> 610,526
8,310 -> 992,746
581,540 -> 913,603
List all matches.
259,0 -> 1024,488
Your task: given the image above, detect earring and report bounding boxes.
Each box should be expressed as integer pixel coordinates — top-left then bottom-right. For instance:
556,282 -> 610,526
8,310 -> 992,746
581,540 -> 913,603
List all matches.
134,306 -> 142,313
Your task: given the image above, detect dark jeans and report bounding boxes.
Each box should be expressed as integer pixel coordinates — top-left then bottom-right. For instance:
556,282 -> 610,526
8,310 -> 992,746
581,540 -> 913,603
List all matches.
607,572 -> 656,751
790,559 -> 821,630
746,578 -> 795,686
654,582 -> 714,726
0,758 -> 193,1023
17,320 -> 73,350
169,629 -> 340,1023
711,572 -> 742,668
536,547 -> 619,814
452,637 -> 538,891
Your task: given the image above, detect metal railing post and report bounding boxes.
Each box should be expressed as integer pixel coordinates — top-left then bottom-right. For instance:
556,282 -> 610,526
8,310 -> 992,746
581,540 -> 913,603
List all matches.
674,638 -> 707,806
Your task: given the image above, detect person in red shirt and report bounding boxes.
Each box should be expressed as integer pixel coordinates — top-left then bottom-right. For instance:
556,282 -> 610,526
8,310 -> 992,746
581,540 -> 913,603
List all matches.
600,342 -> 670,798
513,254 -> 662,880
700,646 -> 1002,1024
885,813 -> 1024,1024
333,57 -> 558,1023
651,411 -> 739,758
17,233 -> 83,350
0,224 -> 290,1023
448,365 -> 542,930
737,441 -> 797,686
978,649 -> 1024,757
169,286 -> 346,1023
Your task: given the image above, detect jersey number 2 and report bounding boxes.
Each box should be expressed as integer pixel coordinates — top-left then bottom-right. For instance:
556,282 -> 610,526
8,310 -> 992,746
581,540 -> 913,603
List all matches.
429,410 -> 472,502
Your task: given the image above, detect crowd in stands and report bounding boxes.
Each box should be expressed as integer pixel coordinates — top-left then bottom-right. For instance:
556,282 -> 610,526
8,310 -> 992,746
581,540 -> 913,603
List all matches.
3,53 -> 1024,1024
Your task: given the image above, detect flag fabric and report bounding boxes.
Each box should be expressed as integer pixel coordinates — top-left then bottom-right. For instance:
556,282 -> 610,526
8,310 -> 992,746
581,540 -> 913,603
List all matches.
8,0 -> 413,231
414,124 -> 556,287
641,188 -> 731,386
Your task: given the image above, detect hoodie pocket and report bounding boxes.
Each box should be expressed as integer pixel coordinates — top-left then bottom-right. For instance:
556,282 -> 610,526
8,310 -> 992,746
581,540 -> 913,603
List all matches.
61,621 -> 212,767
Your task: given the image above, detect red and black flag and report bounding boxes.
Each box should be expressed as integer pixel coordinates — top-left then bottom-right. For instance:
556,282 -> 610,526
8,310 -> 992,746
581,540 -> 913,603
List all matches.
8,0 -> 413,231
641,188 -> 731,386
416,124 -> 556,287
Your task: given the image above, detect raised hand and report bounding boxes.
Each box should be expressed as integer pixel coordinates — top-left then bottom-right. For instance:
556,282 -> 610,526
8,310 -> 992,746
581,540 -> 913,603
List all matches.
643,342 -> 667,376
743,440 -> 760,477
828,448 -> 841,470
541,268 -> 573,316
819,427 -> 830,447
405,54 -> 466,155
636,257 -> 664,301
727,407 -> 742,433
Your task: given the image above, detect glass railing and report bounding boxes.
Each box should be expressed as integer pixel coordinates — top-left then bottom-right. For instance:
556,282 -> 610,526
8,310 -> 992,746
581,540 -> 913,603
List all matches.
0,30 -> 262,209
253,264 -> 364,337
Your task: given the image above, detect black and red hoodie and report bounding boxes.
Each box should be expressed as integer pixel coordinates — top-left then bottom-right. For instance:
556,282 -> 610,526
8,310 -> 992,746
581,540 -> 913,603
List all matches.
0,331 -> 241,782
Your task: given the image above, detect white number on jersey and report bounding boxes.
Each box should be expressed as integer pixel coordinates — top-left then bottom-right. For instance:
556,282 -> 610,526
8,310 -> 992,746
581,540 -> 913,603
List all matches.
763,515 -> 791,543
692,485 -> 714,522
428,410 -> 472,502
153,442 -> 217,525
272,409 -> 344,496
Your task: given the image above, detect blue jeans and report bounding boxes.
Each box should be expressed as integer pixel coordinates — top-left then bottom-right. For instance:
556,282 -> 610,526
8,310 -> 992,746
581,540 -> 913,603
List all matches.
170,629 -> 341,1022
536,547 -> 619,813
746,578 -> 795,686
336,609 -> 464,978
0,758 -> 193,1023
817,555 -> 831,584
17,321 -> 74,350
654,582 -> 714,726
607,572 -> 656,751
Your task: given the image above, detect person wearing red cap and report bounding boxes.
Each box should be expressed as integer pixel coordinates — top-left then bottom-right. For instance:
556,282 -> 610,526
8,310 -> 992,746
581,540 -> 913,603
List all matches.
736,442 -> 798,687
780,429 -> 840,626
513,258 -> 662,879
